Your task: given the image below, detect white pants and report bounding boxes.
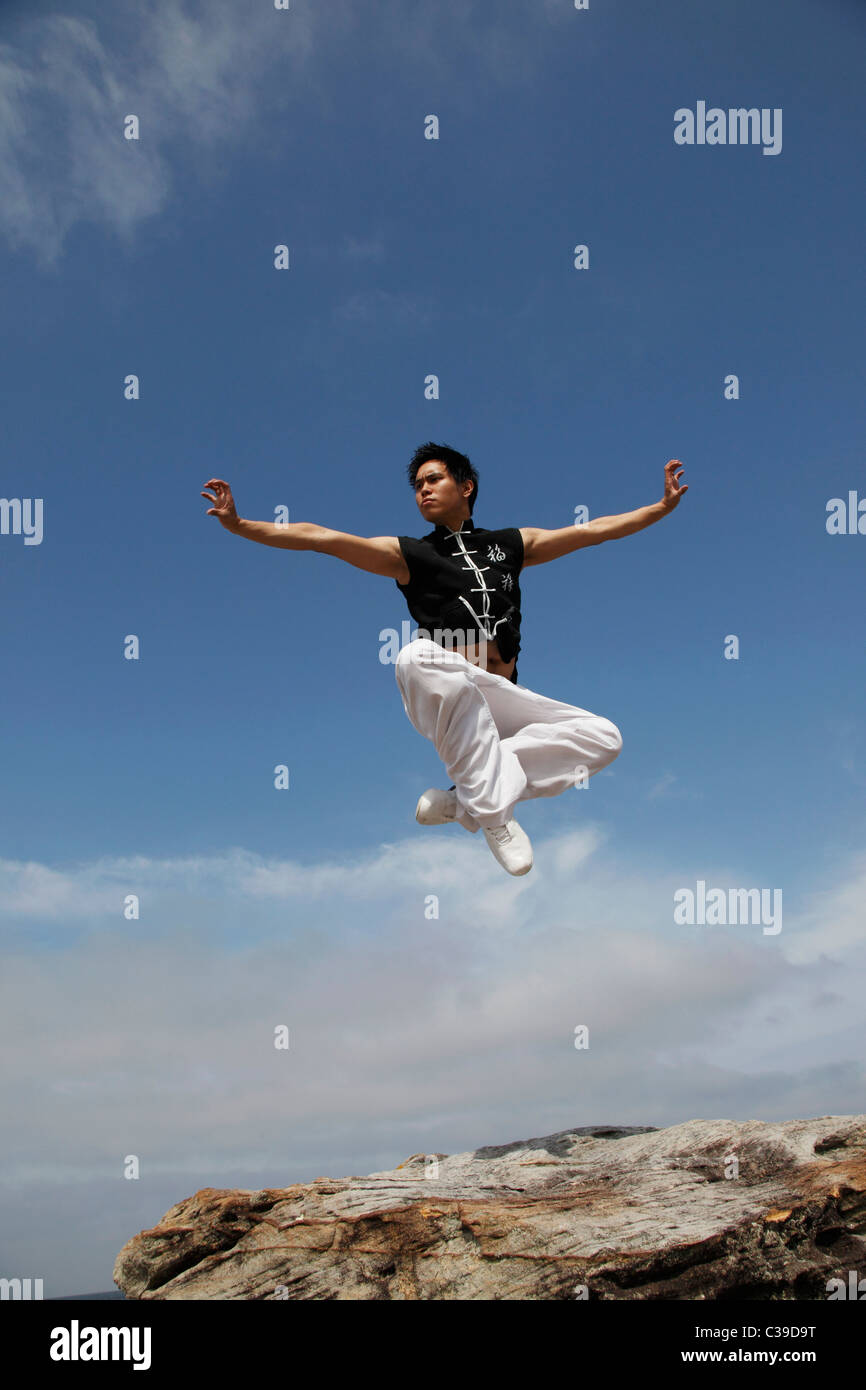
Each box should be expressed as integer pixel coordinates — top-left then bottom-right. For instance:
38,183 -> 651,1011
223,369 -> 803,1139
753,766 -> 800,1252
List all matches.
395,638 -> 623,832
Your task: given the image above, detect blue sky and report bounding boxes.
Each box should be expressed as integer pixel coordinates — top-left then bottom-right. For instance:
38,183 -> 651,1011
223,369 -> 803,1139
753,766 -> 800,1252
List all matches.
1,0 -> 864,1297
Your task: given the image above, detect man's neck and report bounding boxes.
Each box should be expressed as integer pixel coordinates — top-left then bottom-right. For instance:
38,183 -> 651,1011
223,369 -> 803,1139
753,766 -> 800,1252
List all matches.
434,514 -> 474,535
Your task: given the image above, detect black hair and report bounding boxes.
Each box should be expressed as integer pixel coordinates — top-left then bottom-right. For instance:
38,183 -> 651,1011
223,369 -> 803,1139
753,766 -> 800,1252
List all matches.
407,442 -> 479,515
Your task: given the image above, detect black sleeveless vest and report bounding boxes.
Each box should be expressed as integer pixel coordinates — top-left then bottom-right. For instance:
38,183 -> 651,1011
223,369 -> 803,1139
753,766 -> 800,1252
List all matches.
395,518 -> 524,683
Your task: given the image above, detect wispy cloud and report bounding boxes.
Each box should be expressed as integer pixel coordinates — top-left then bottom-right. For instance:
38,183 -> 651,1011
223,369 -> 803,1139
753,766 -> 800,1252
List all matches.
0,0 -> 586,271
0,0 -> 316,268
332,287 -> 438,334
341,234 -> 386,263
646,770 -> 703,801
833,717 -> 866,787
647,770 -> 678,799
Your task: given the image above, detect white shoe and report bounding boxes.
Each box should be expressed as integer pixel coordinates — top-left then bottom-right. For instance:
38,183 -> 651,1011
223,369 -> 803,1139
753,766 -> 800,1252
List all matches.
415,787 -> 459,825
482,818 -> 533,876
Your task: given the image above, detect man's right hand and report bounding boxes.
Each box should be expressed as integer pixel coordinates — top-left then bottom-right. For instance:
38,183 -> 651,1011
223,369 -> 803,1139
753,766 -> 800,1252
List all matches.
201,478 -> 241,531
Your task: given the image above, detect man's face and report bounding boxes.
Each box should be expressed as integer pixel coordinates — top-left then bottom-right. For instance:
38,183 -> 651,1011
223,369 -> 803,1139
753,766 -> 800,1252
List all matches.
413,460 -> 473,521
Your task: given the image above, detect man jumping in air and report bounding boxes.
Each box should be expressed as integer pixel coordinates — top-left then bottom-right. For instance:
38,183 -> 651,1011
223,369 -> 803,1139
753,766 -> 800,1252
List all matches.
202,444 -> 687,877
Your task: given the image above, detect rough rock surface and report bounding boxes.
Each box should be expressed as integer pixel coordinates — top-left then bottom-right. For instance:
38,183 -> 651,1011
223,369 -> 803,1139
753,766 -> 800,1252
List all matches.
113,1116 -> 866,1299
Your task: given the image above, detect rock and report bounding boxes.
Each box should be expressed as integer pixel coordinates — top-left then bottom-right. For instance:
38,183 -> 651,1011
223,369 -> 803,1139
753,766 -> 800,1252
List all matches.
113,1116 -> 866,1300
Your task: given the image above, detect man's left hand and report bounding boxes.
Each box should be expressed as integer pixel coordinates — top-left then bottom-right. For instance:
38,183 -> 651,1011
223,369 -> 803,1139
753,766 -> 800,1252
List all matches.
662,459 -> 688,510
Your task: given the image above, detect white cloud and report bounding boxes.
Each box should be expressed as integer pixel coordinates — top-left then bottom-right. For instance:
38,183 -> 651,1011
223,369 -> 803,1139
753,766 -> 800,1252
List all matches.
1,827 -> 863,1165
0,0 -> 595,270
0,0 -> 317,268
780,851 -> 866,966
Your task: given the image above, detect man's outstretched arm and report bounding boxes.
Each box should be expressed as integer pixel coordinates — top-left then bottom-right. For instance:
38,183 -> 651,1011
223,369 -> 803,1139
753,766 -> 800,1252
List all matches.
201,478 -> 409,580
520,459 -> 688,568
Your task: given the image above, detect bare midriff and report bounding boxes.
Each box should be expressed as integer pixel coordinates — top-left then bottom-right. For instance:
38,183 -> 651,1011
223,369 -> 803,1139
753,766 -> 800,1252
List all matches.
452,639 -> 516,681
